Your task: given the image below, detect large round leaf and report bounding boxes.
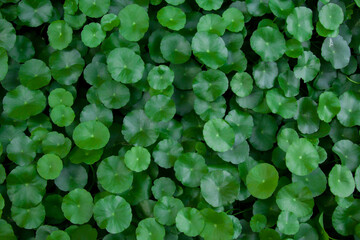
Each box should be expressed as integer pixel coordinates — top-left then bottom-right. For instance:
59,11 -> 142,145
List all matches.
276,182 -> 314,218
192,32 -> 228,69
11,204 -> 45,229
193,69 -> 228,102
328,164 -> 355,198
79,0 -> 110,18
136,218 -> 165,240
73,121 -> 110,150
319,3 -> 343,30
286,7 -> 313,42
19,59 -> 51,90
246,163 -> 279,199
157,6 -> 186,31
97,80 -> 130,109
118,4 -> 149,42
337,91 -> 360,127
160,33 -> 192,64
49,49 -> 85,85
176,207 -> 205,237
121,109 -> 159,147
332,199 -> 360,236
47,20 -> 73,50
285,138 -> 319,176
154,196 -> 184,225
18,0 -> 53,27
321,36 -> 350,69
97,156 -> 133,194
294,51 -> 320,83
7,135 -> 36,166
200,208 -> 234,240
81,23 -> 106,48
317,91 -> 341,123
174,152 -> 208,187
61,189 -> 94,224
200,169 -> 240,207
3,85 -> 46,120
7,165 -> 47,208
250,26 -> 286,61
93,195 -> 132,234
203,118 -> 235,152
124,146 -> 151,172
0,19 -> 16,51
36,154 -> 63,180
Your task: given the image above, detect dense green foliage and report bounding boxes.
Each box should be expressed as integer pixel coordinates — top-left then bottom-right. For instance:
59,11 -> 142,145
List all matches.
0,0 -> 359,239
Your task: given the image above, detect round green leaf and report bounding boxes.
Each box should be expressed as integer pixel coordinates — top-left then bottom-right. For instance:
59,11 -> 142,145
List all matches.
7,164 -> 47,208
321,36 -> 351,69
101,13 -> 120,32
332,200 -> 360,236
47,230 -> 70,240
147,65 -> 174,90
0,19 -> 16,51
230,72 -> 253,97
73,121 -> 110,150
48,88 -> 74,108
122,109 -> 159,147
250,214 -> 267,232
154,196 -> 184,225
118,4 -> 149,42
246,163 -> 279,199
153,139 -> 183,169
285,39 -> 304,58
84,61 -> 111,87
7,135 -> 36,166
328,164 -> 355,198
97,80 -> 130,109
3,85 -> 46,120
277,128 -> 299,152
145,95 -> 176,122
79,0 -> 110,18
0,219 -> 16,240
286,7 -> 313,42
18,0 -> 53,27
333,140 -> 360,172
292,167 -> 327,197
81,23 -> 106,48
107,48 -> 145,84
277,211 -> 299,235
285,138 -> 319,176
295,97 -> 320,134
174,152 -> 208,187
124,146 -> 151,172
253,61 -> 278,89
203,118 -> 235,152
97,156 -> 133,194
80,103 -> 113,127
193,69 -> 228,102
223,8 -> 244,32
337,91 -> 360,127
37,154 -> 63,180
250,26 -> 286,61
49,49 -> 85,85
11,204 -> 45,229
160,33 -> 192,64
54,164 -> 88,191
47,20 -> 73,50
19,59 -> 51,89
200,208 -> 234,240
294,51 -> 320,82
319,3 -> 343,30
317,91 -> 341,123
269,0 -> 295,18
191,32 -> 228,69
276,182 -> 314,218
50,105 -> 75,127
200,169 -> 240,207
42,132 -> 72,158
176,207 -> 205,237
61,189 -> 94,224
195,0 -> 223,11
69,147 -> 103,165
197,14 -> 226,36
266,88 -> 297,119
136,218 -> 165,240
93,195 -> 132,234
151,177 -> 176,200
157,6 -> 186,31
